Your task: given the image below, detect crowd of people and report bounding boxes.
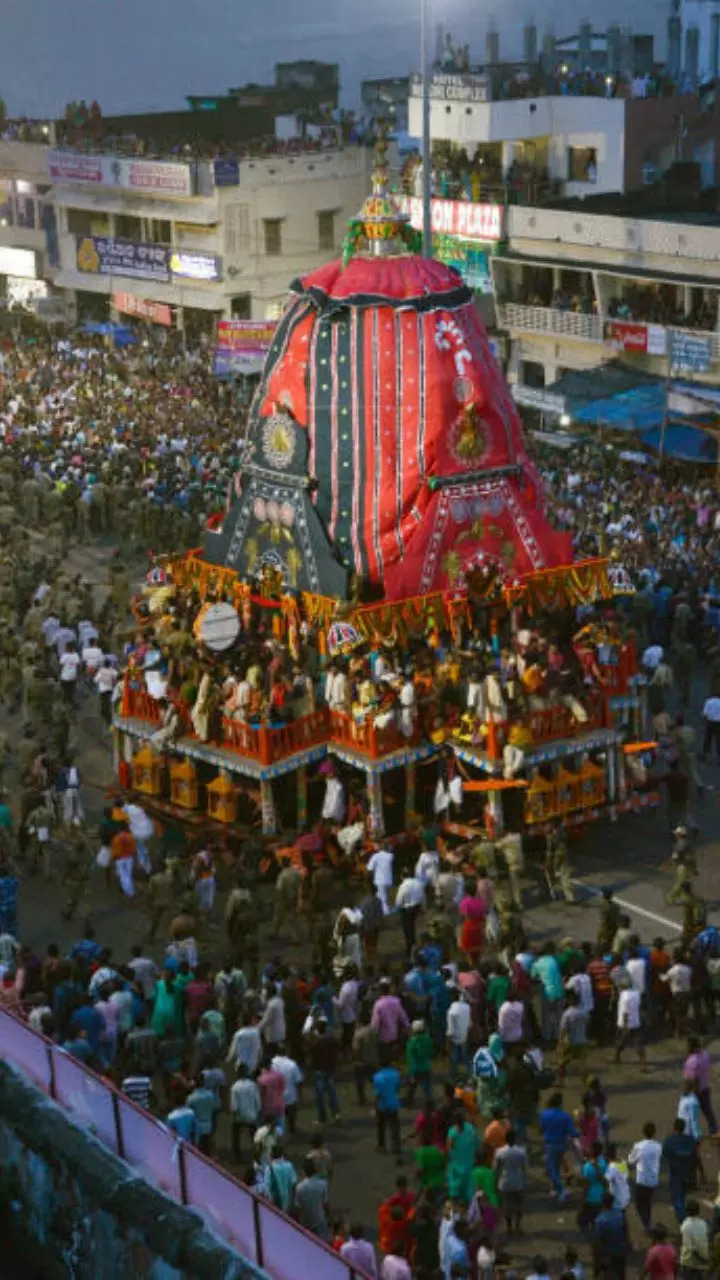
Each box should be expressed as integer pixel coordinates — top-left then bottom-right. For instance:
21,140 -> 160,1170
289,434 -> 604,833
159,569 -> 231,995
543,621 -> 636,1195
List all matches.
0,327 -> 718,1280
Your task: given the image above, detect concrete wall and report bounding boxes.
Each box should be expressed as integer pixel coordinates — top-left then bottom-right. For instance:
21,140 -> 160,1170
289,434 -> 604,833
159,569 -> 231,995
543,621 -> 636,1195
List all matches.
507,204 -> 720,280
0,1059 -> 267,1280
624,93 -> 720,190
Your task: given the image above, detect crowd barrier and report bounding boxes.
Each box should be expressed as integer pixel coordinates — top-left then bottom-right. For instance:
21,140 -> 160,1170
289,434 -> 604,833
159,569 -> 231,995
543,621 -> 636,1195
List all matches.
0,1010 -> 371,1280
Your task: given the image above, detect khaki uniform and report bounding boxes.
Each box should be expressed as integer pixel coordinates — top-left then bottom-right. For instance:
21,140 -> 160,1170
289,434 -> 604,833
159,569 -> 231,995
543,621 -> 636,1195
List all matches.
497,832 -> 524,908
146,865 -> 178,940
271,866 -> 303,942
62,831 -> 92,920
546,829 -> 574,903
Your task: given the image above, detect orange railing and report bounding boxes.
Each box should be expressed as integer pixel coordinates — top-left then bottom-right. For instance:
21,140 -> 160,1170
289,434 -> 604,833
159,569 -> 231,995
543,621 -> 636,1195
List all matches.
120,648 -> 636,768
329,709 -> 416,759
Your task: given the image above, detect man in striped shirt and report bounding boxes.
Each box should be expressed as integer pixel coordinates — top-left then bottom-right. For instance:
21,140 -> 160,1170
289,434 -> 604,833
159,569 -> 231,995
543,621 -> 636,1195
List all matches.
122,1074 -> 153,1110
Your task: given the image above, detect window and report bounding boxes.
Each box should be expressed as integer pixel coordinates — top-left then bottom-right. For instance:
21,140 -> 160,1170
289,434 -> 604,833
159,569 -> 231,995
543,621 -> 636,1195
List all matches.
567,146 -> 598,183
317,210 -> 335,251
149,218 -> 171,245
231,293 -> 251,319
114,213 -> 142,240
224,204 -> 251,255
263,218 -> 282,256
67,207 -> 94,236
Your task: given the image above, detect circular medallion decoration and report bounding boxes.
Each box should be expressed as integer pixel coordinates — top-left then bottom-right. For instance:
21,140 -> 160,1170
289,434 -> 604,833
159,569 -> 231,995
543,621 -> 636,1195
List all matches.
197,602 -> 241,652
262,413 -> 295,469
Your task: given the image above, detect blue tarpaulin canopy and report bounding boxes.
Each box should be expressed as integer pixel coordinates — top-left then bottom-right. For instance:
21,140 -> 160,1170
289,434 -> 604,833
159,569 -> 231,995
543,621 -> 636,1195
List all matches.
571,384 -> 666,433
540,363 -> 719,462
639,423 -> 717,462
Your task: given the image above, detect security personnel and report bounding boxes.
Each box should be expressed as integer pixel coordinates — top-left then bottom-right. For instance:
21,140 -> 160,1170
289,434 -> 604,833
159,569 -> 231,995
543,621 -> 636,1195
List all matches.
545,820 -> 574,903
497,831 -> 524,909
61,827 -> 92,921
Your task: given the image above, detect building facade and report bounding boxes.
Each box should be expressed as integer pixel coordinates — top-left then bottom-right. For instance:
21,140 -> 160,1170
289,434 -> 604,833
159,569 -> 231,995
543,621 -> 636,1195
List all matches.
44,145 -> 371,329
0,132 -> 59,318
493,201 -> 720,403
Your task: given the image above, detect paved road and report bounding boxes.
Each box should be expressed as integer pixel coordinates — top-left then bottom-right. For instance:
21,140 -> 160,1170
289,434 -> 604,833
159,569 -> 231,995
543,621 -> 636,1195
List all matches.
9,536 -> 720,1272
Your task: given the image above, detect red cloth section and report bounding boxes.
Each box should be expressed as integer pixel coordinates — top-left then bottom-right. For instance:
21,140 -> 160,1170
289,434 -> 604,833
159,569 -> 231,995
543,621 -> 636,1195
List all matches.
299,254 -> 466,304
383,480 -> 573,600
255,253 -> 574,594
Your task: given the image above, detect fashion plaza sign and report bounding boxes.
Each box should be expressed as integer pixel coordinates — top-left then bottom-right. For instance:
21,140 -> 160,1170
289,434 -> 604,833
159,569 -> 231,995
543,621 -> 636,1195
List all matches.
397,194 -> 503,243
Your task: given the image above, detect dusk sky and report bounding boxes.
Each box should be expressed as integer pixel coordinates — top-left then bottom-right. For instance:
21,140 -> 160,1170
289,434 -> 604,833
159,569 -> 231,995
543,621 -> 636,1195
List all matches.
3,0 -> 667,118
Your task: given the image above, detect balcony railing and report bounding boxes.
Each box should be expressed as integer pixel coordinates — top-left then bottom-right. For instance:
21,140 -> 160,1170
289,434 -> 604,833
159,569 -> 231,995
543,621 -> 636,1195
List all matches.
497,303 -> 605,342
497,304 -> 720,364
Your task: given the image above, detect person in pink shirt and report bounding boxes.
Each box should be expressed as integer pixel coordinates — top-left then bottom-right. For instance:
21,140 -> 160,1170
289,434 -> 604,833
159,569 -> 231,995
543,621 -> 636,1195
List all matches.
371,980 -> 410,1049
94,988 -> 119,1067
684,1036 -> 717,1134
257,1058 -> 287,1122
340,1224 -> 377,1276
380,1242 -> 412,1280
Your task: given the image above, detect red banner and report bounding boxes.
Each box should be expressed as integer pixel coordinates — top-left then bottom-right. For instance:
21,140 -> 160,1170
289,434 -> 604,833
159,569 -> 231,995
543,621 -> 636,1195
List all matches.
605,320 -> 648,352
114,292 -> 172,326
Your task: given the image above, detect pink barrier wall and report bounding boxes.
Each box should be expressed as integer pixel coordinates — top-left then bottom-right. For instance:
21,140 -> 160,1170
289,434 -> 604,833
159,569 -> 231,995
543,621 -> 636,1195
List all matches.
183,1147 -> 258,1264
52,1049 -> 119,1153
115,1095 -> 184,1201
0,1012 -> 369,1280
0,1011 -> 52,1092
258,1201 -> 354,1280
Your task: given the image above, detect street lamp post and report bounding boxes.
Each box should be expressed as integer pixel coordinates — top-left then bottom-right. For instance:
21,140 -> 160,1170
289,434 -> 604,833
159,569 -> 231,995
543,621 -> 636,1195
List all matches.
420,0 -> 432,257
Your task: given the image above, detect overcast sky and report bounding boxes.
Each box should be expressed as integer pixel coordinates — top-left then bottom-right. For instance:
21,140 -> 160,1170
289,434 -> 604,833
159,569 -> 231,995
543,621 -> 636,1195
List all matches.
3,0 -> 667,118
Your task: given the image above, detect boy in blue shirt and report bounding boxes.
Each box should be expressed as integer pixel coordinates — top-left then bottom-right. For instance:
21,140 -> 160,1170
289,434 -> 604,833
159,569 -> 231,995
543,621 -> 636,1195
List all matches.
373,1052 -> 402,1156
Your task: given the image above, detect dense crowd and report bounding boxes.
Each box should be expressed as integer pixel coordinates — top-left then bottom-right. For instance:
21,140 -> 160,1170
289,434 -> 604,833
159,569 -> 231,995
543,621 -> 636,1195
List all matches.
0,329 -> 718,1280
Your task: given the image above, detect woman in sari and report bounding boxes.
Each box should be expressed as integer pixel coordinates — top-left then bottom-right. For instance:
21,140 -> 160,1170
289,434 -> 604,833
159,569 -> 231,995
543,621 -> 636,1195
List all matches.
151,968 -> 184,1038
446,1106 -> 479,1204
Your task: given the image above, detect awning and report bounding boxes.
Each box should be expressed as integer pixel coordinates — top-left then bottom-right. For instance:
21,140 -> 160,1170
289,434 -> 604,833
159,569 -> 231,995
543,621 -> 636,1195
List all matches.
639,424 -> 717,462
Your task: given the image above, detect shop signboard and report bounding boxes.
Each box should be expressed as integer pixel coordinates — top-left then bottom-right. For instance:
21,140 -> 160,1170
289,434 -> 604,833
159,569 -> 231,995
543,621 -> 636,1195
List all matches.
670,329 -> 712,373
605,320 -> 667,356
410,71 -> 490,102
49,150 -> 194,196
213,157 -> 240,187
215,319 -> 276,375
114,292 -> 173,326
76,236 -> 170,282
397,194 -> 503,243
169,249 -> 222,282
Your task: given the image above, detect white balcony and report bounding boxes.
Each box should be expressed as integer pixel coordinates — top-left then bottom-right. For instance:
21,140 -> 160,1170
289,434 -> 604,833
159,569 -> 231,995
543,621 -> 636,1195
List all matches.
497,302 -> 605,342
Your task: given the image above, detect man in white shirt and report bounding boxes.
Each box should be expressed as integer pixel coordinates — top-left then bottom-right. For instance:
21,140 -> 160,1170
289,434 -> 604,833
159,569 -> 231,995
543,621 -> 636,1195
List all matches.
565,970 -> 594,1015
614,987 -> 645,1066
680,1200 -> 709,1275
226,1016 -> 262,1074
230,1063 -> 262,1161
626,948 -> 647,996
271,1047 -> 303,1133
59,643 -> 81,704
82,640 -> 104,675
95,659 -> 118,724
446,989 -> 471,1077
394,874 -> 426,958
702,695 -> 720,760
324,663 -> 349,712
367,847 -> 394,915
628,1120 -> 662,1230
